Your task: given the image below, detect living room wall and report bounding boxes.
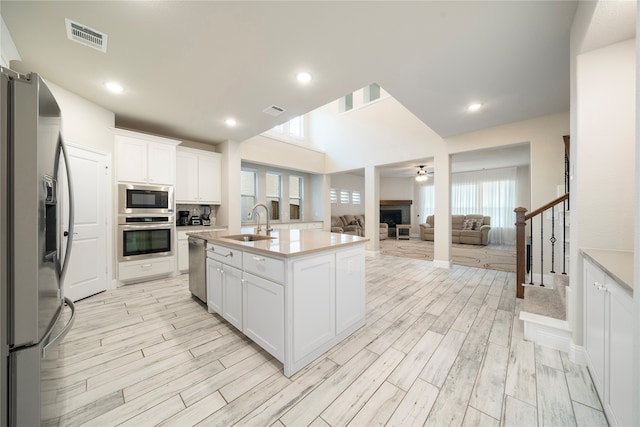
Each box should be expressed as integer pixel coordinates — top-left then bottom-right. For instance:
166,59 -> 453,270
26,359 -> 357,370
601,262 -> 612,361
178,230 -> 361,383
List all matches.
330,172 -> 365,217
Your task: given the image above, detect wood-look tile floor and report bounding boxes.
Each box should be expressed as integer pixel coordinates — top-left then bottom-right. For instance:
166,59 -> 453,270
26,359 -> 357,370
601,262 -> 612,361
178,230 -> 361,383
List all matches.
43,255 -> 608,426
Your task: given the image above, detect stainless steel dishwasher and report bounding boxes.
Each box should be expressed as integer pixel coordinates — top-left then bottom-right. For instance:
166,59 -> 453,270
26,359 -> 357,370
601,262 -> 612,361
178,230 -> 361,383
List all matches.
188,237 -> 207,303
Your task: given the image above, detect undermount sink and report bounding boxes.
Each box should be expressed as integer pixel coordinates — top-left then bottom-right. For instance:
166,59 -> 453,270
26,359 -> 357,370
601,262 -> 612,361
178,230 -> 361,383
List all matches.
221,234 -> 275,242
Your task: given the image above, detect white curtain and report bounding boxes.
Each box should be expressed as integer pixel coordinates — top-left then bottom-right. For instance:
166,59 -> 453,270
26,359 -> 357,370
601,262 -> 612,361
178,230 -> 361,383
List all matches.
418,181 -> 435,220
420,167 -> 517,245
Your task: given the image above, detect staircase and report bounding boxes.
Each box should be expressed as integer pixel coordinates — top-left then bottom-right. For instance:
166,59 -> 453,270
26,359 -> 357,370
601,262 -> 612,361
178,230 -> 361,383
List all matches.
515,136 -> 573,352
520,274 -> 572,352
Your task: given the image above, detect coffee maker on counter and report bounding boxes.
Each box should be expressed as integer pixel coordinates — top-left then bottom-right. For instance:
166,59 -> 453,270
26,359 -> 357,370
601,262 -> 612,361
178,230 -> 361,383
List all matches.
178,211 -> 190,226
190,206 -> 201,225
201,206 -> 211,226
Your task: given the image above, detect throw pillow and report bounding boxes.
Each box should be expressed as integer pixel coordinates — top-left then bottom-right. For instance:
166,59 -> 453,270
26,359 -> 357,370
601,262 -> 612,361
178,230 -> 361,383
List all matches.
473,218 -> 483,229
357,218 -> 364,227
462,219 -> 474,230
349,220 -> 359,225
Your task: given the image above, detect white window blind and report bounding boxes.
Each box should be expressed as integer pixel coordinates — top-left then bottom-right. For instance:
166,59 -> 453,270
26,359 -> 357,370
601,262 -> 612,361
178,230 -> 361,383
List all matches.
330,188 -> 338,204
340,190 -> 350,204
351,190 -> 361,205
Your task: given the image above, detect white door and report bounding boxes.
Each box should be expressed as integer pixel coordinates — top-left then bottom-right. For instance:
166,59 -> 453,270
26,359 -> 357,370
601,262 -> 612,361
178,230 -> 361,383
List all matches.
61,145 -> 110,302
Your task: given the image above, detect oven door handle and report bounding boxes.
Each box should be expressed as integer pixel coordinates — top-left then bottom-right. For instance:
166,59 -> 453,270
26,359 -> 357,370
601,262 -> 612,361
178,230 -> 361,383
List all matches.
118,223 -> 173,231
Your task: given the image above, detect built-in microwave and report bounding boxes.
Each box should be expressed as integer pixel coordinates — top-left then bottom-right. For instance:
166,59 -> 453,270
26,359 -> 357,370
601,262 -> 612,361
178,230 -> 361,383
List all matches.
118,183 -> 174,215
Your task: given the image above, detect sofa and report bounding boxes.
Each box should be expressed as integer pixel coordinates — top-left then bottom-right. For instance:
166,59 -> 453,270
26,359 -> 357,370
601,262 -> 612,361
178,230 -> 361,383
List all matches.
379,222 -> 388,240
419,214 -> 491,245
331,215 -> 364,236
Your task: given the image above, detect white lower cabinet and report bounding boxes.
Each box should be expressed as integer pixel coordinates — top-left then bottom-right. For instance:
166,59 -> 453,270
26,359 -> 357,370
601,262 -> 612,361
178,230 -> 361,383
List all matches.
243,272 -> 284,361
178,238 -> 190,272
206,258 -> 222,314
291,254 -> 336,364
335,247 -> 366,335
584,258 -> 633,427
221,265 -> 243,331
203,239 -> 366,377
119,257 -> 174,282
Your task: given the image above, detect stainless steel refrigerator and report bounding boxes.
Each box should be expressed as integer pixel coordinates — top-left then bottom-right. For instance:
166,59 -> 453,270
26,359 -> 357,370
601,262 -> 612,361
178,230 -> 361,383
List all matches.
1,67 -> 76,426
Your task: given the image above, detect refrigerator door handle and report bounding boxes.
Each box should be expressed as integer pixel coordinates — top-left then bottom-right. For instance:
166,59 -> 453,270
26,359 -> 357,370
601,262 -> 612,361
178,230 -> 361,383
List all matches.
42,297 -> 76,358
57,135 -> 74,283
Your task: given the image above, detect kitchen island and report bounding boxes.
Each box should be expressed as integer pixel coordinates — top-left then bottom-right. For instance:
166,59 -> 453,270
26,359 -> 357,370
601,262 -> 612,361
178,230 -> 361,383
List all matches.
188,228 -> 368,377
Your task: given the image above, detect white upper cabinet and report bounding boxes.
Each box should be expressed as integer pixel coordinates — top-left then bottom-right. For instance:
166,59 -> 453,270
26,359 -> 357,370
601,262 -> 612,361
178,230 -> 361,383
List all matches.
176,147 -> 221,204
115,129 -> 179,185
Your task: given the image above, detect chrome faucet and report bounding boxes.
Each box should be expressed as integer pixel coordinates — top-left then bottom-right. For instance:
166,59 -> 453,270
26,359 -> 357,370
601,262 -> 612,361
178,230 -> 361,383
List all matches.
248,203 -> 272,234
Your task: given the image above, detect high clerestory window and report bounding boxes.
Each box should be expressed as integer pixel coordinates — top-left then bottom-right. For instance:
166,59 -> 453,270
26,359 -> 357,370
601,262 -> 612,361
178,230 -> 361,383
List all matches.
269,116 -> 304,140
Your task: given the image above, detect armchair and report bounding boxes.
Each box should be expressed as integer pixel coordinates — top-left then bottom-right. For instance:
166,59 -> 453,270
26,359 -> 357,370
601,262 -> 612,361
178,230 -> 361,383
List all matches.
379,223 -> 389,240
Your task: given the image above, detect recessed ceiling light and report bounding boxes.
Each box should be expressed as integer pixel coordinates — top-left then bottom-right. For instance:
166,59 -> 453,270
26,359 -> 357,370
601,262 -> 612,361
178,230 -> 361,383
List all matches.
468,103 -> 483,112
296,72 -> 312,83
104,81 -> 123,93
225,118 -> 237,127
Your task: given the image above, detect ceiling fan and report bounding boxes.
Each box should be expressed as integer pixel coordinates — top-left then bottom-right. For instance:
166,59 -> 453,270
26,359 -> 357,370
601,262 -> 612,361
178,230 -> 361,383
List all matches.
415,165 -> 433,182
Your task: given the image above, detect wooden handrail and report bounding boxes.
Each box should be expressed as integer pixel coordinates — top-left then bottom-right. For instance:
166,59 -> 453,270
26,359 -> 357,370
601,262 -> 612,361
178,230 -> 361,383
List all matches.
514,192 -> 570,299
524,193 -> 570,220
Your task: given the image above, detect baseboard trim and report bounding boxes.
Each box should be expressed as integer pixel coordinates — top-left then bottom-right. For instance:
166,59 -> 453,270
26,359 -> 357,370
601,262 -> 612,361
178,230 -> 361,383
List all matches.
433,259 -> 452,269
365,249 -> 380,257
520,311 -> 572,353
569,343 -> 587,365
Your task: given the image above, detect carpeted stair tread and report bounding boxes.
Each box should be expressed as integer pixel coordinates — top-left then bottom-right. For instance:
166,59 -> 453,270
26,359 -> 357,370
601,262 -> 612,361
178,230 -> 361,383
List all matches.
523,281 -> 566,320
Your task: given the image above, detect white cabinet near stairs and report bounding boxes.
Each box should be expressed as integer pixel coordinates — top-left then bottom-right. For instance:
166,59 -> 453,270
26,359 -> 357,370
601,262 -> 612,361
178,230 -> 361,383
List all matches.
583,255 -> 633,427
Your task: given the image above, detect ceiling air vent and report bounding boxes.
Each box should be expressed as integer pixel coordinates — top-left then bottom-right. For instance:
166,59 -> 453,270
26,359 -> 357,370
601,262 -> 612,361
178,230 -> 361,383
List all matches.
263,105 -> 286,117
65,18 -> 108,53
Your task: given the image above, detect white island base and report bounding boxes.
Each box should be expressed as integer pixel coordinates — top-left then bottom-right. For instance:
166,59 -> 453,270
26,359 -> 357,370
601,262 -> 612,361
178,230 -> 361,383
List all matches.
195,229 -> 367,377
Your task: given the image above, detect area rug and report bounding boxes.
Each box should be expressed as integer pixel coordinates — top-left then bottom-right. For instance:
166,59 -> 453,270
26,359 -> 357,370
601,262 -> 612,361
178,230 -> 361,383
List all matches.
379,238 -> 516,272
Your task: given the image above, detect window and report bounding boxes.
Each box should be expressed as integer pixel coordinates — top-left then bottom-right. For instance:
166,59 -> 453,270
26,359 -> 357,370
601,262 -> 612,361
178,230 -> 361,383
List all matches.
266,172 -> 282,220
241,169 -> 257,223
289,175 -> 303,220
340,190 -> 350,204
330,188 -> 338,204
288,116 -> 304,139
268,116 -> 304,140
364,83 -> 381,103
351,190 -> 361,205
339,93 -> 353,113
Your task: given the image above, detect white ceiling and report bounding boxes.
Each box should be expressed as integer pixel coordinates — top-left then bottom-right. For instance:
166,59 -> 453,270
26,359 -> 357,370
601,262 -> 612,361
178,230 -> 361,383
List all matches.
1,1 -> 578,146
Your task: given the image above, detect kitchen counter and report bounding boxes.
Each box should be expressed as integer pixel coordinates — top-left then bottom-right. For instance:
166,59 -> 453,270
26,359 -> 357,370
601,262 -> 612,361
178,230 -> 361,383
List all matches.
581,248 -> 634,293
192,227 -> 367,377
188,228 -> 369,258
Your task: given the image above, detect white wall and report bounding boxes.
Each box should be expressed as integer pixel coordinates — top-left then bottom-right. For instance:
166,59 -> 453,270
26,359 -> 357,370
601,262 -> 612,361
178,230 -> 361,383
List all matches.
570,37 -> 636,351
575,39 -> 636,251
516,165 -> 531,210
47,82 -> 115,154
309,95 -> 442,173
380,177 -> 413,200
241,134 -> 325,174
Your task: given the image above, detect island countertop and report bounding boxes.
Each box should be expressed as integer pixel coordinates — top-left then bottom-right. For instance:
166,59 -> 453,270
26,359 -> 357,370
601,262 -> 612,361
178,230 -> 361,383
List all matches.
187,228 -> 369,258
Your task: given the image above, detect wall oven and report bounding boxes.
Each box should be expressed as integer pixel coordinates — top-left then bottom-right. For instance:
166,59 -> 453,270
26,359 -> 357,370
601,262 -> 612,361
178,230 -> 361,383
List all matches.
118,183 -> 174,215
118,215 -> 174,262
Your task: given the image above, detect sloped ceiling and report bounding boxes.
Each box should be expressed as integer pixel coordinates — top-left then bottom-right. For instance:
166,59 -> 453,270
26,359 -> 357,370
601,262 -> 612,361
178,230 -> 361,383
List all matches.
1,1 -> 576,145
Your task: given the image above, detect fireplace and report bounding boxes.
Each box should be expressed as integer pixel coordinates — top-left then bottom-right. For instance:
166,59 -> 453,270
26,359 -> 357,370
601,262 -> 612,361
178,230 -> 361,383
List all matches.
380,200 -> 412,237
381,210 -> 402,228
